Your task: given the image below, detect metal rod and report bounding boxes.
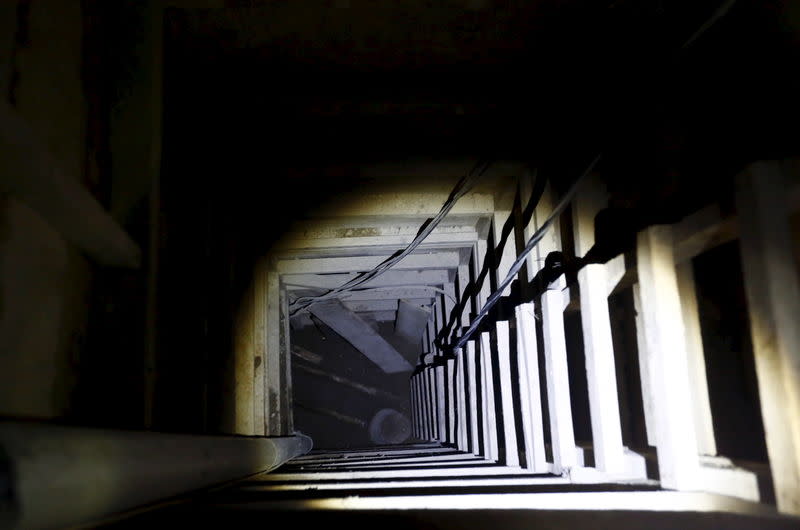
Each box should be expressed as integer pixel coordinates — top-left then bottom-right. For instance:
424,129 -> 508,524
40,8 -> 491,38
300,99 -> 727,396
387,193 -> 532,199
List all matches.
0,421 -> 312,529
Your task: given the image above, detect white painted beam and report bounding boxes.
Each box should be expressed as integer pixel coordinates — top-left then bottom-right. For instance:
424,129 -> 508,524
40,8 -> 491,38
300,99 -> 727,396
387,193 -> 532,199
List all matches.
277,251 -> 460,275
352,310 -> 397,323
736,162 -> 800,515
515,302 -> 548,472
435,364 -> 447,443
541,275 -> 577,473
479,332 -> 499,461
275,234 -> 479,258
636,225 -> 700,491
455,349 -> 469,451
466,341 -> 482,456
341,298 -> 431,313
428,367 -> 439,440
314,191 -> 494,218
420,372 -> 431,440
308,300 -> 413,373
410,375 -> 418,438
576,264 -> 626,474
283,220 -> 481,242
676,262 -> 717,456
446,358 -> 457,444
283,270 -> 450,290
496,321 -> 520,467
339,287 -> 446,302
572,175 -> 627,474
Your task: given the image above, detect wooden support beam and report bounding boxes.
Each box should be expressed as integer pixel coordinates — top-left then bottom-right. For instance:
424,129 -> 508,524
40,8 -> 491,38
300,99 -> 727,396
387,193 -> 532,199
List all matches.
435,364 -> 447,443
496,321 -> 521,467
410,375 -> 418,438
541,275 -> 577,473
313,190 -> 494,218
479,332 -> 499,461
633,284 -> 658,448
676,262 -> 717,456
275,230 -> 479,253
636,225 -> 700,490
672,204 -> 738,265
277,252 -> 460,275
421,369 -> 430,440
428,367 -> 439,441
308,300 -> 413,373
283,270 -> 450,290
0,102 -> 140,267
736,161 -> 800,515
266,272 -> 282,435
515,302 -> 548,472
572,176 -> 627,473
341,298 -> 432,313
576,264 -> 626,473
455,349 -> 469,451
282,219 -> 480,241
466,341 -> 482,456
446,358 -> 457,444
280,287 -> 294,434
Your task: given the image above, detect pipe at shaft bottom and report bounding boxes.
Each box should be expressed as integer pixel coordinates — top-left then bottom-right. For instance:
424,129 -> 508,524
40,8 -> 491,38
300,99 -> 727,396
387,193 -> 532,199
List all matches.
0,421 -> 312,529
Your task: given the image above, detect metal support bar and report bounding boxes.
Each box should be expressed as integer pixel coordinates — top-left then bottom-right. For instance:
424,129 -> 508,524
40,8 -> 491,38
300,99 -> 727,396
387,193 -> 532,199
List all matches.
0,422 -> 312,529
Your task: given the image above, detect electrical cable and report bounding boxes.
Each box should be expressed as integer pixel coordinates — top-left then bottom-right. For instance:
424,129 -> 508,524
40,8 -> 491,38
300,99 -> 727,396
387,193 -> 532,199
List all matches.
447,154 -> 602,354
436,167 -> 547,347
289,159 -> 493,315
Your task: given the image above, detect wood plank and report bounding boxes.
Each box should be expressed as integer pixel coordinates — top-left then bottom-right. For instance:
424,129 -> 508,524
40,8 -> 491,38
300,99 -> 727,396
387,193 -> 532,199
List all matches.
277,252 -> 460,274
446,358 -> 457,444
672,204 -> 738,264
576,264 -> 626,473
496,321 -> 521,467
515,302 -> 548,472
0,102 -> 140,268
632,283 -> 658,448
275,230 -> 478,252
427,367 -> 439,440
341,298 -> 431,313
466,341 -> 482,456
266,272 -> 282,435
280,286 -> 293,434
736,161 -> 800,515
308,300 -> 413,373
283,270 -> 450,290
435,364 -> 447,443
636,225 -> 700,490
541,275 -> 577,473
480,332 -> 499,461
676,262 -> 717,456
455,349 -> 469,451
